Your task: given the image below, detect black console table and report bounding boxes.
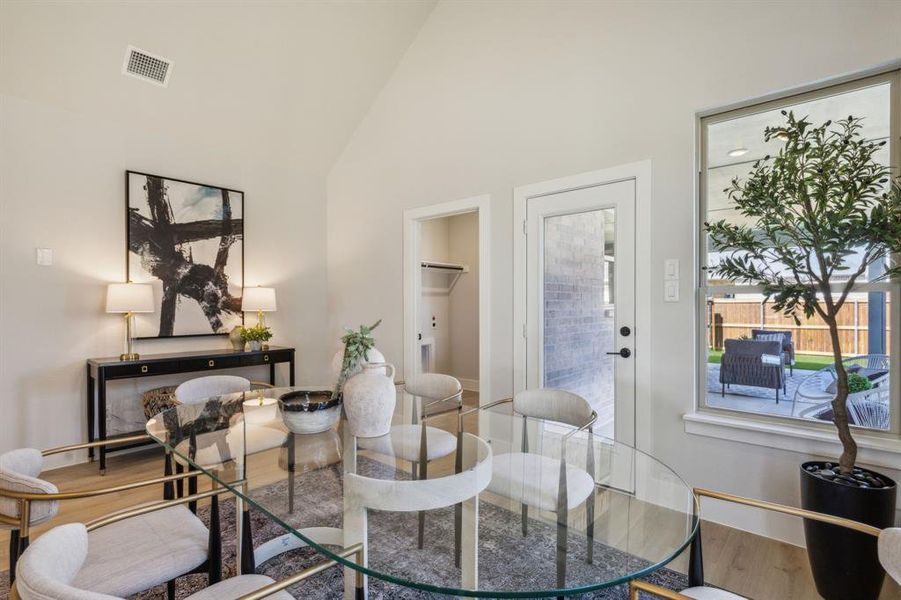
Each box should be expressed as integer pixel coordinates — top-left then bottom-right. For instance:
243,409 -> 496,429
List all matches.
87,346 -> 295,473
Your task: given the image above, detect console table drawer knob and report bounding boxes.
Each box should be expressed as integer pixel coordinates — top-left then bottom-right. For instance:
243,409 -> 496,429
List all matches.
141,366 -> 148,373
208,360 -> 215,367
264,355 -> 270,362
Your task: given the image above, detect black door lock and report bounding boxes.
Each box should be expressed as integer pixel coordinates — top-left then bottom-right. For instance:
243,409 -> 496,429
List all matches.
620,326 -> 631,337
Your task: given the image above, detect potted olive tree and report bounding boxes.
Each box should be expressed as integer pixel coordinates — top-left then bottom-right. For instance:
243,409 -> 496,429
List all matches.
707,112 -> 900,600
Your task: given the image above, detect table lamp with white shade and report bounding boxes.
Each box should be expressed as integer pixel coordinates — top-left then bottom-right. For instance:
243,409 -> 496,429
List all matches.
106,283 -> 154,361
242,286 -> 277,327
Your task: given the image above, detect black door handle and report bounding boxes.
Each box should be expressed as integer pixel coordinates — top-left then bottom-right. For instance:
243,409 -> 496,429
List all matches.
607,348 -> 632,358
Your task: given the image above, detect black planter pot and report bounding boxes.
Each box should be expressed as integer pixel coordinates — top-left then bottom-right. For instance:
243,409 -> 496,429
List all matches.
800,462 -> 896,600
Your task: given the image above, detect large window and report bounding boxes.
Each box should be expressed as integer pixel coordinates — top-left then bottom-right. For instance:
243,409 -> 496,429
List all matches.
698,70 -> 901,434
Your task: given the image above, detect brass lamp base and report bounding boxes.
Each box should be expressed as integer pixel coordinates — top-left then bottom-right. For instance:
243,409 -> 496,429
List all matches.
120,312 -> 140,361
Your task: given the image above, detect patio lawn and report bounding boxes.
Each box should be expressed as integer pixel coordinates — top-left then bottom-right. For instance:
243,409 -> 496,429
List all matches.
707,350 -> 836,372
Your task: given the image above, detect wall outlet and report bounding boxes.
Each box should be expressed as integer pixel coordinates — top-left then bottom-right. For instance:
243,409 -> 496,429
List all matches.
664,280 -> 679,302
664,258 -> 679,280
36,248 -> 53,266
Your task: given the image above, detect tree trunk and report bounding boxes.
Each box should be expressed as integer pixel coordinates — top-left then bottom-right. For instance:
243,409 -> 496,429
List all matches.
825,314 -> 857,474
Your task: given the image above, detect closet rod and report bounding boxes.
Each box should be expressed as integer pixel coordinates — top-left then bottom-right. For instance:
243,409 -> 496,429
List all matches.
421,261 -> 467,272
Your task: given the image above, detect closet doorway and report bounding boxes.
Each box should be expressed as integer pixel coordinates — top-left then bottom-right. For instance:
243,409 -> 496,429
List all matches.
403,196 -> 490,406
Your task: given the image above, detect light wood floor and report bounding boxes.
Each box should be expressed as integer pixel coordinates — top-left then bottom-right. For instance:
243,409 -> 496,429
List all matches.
3,400 -> 899,599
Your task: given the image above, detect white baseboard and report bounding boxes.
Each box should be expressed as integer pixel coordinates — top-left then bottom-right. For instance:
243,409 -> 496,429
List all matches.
459,378 -> 479,392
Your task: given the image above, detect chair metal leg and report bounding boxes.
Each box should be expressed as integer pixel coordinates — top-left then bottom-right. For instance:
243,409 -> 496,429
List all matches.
167,579 -> 176,600
9,529 -> 19,584
287,432 -> 296,514
188,469 -> 198,514
417,421 -> 429,550
586,491 -> 595,565
556,459 -> 568,593
721,383 -> 725,397
208,487 -> 222,584
163,451 -> 174,501
688,523 -> 704,587
521,504 -> 528,536
417,458 -> 427,549
556,514 -> 567,593
241,507 -> 256,575
175,462 -> 184,498
454,420 -> 464,568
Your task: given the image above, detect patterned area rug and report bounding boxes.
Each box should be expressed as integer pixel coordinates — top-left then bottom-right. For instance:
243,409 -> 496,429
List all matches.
1,460 -> 688,599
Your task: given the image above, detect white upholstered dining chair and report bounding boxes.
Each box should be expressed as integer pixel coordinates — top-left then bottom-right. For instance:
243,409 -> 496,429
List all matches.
167,376 -> 287,508
12,522 -> 294,600
629,488 -> 901,599
484,388 -> 597,589
358,372 -> 463,548
174,375 -> 252,404
1,438 -> 224,600
0,448 -> 59,581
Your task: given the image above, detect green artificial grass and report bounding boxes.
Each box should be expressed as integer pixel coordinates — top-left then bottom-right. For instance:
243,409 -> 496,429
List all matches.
707,349 -> 836,372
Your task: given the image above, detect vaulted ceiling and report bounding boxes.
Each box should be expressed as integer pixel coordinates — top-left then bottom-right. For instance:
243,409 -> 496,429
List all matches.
0,0 -> 436,175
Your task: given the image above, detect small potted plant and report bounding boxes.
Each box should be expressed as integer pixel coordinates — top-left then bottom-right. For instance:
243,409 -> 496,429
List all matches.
240,323 -> 272,352
707,112 -> 900,599
332,320 -> 395,437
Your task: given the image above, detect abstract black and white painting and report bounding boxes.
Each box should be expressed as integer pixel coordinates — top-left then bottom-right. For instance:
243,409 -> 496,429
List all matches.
127,171 -> 244,337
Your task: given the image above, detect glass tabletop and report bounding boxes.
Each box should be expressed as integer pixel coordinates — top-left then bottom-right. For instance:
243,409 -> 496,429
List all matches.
146,386 -> 698,598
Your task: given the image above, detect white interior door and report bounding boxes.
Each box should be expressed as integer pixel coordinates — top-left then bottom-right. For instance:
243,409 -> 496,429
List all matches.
524,180 -> 636,444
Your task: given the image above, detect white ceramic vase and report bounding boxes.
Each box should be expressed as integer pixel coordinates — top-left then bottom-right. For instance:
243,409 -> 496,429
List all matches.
330,347 -> 386,383
342,362 -> 396,438
229,326 -> 245,351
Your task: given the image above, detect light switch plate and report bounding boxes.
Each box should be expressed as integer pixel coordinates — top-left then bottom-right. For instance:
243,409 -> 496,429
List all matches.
664,258 -> 679,280
36,248 -> 53,266
664,280 -> 679,302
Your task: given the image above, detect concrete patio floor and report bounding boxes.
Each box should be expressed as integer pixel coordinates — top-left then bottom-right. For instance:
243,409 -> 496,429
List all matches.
705,364 -> 825,419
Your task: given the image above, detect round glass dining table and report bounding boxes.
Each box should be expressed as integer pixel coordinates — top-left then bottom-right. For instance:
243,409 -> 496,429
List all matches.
146,385 -> 698,598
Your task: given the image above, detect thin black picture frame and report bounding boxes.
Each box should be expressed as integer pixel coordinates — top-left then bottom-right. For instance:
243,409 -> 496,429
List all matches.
125,170 -> 245,339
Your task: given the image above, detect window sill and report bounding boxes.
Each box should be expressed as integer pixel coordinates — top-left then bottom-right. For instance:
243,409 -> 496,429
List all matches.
683,411 -> 901,472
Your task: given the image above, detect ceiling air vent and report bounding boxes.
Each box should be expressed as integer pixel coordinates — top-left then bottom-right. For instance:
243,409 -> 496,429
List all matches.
122,45 -> 172,87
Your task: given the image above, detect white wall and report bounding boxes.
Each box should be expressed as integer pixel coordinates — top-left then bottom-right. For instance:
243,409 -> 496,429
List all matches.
0,0 -> 434,465
447,212 -> 479,384
327,0 -> 901,545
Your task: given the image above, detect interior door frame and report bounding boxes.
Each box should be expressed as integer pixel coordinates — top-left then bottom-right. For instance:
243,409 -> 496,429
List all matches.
513,161 -> 653,451
403,195 -> 491,405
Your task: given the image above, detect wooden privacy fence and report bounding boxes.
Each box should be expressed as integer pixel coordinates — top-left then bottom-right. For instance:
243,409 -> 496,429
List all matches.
708,297 -> 892,355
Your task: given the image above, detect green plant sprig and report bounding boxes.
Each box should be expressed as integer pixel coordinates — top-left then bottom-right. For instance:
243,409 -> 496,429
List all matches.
847,372 -> 873,394
240,323 -> 273,342
332,319 -> 382,400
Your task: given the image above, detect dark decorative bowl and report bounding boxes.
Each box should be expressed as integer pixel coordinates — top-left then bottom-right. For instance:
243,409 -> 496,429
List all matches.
278,390 -> 341,434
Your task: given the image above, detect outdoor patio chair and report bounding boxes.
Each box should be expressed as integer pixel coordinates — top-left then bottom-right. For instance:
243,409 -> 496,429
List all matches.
827,354 -> 891,380
719,339 -> 786,403
794,353 -> 891,407
751,329 -> 796,376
